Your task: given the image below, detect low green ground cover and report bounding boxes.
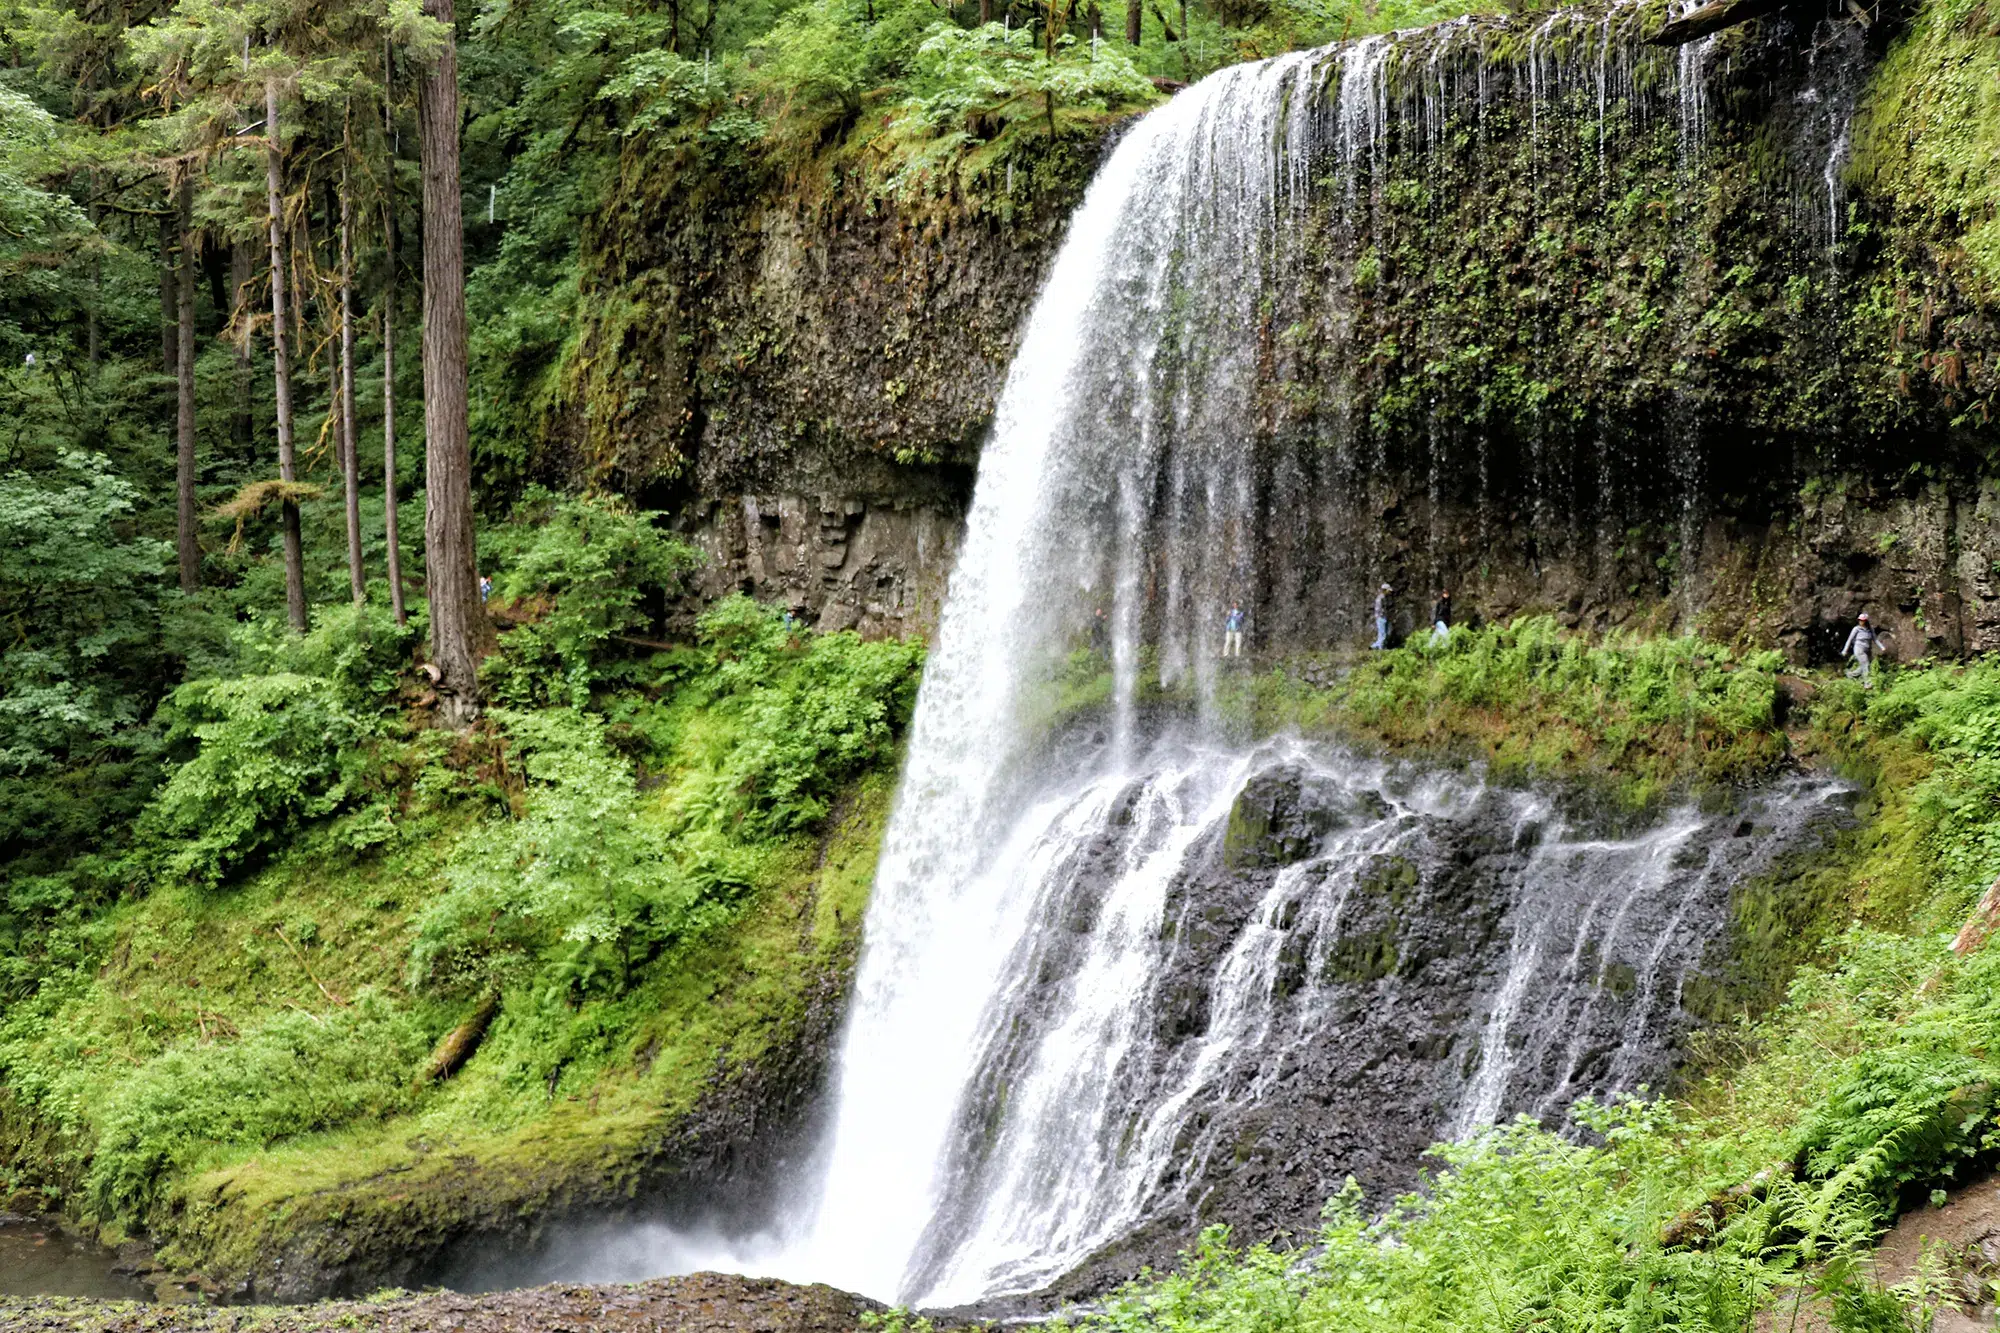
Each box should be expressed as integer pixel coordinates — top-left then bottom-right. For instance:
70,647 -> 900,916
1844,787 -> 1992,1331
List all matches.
0,491 -> 922,1279
1243,617 -> 1795,807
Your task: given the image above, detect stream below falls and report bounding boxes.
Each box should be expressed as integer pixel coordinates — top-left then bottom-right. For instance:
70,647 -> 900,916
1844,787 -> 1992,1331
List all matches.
0,1217 -> 152,1302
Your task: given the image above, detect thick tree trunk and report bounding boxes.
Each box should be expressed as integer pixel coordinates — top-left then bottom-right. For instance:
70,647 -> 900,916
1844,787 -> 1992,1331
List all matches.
339,150 -> 365,606
230,242 -> 254,464
418,0 -> 482,721
1125,0 -> 1139,46
266,79 -> 308,633
175,176 -> 200,593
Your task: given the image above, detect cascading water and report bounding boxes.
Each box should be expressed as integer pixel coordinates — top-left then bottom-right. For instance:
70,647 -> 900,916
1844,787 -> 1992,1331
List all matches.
462,9 -> 1870,1309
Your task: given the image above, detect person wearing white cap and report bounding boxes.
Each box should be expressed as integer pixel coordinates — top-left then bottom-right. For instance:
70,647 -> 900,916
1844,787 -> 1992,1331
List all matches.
1373,583 -> 1392,651
1842,612 -> 1879,688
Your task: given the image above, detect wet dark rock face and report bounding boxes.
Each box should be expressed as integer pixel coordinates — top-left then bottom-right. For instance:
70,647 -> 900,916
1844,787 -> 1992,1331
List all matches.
917,753 -> 1854,1313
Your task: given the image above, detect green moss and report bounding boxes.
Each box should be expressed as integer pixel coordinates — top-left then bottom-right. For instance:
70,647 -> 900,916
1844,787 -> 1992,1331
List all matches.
1854,0 -> 2000,298
129,764 -> 895,1286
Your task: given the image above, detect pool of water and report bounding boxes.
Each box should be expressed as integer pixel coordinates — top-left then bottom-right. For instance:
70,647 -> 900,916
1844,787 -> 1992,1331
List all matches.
0,1216 -> 153,1301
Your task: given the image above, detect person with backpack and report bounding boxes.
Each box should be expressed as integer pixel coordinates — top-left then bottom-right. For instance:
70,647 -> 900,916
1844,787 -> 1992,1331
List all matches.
1223,604 -> 1246,658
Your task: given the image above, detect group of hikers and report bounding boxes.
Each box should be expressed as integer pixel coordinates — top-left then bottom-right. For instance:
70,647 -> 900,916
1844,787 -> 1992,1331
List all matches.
1213,588 -> 1888,686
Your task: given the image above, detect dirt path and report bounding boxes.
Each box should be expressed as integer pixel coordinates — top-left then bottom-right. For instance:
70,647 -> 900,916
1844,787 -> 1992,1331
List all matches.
0,1272 -> 881,1333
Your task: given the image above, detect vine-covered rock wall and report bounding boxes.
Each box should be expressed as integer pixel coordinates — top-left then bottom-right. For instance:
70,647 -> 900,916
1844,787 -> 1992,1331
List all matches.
557,0 -> 1998,659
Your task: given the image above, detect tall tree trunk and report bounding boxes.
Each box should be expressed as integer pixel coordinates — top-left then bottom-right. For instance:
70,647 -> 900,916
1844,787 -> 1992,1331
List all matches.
339,143 -> 365,606
159,209 -> 177,378
1126,0 -> 1140,45
418,0 -> 482,721
266,78 -> 308,633
175,175 -> 200,593
230,241 -> 255,464
383,103 -> 407,627
980,0 -> 992,24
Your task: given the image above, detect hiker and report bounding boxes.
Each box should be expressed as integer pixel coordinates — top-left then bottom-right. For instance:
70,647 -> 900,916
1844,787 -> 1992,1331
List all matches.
1223,604 -> 1246,658
1842,612 -> 1880,688
1373,583 -> 1393,650
1090,606 -> 1110,656
479,574 -> 492,604
1432,590 -> 1452,642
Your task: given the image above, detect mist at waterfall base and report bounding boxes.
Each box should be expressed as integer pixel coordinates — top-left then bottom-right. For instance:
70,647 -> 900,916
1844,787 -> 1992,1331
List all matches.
445,18 -> 1864,1310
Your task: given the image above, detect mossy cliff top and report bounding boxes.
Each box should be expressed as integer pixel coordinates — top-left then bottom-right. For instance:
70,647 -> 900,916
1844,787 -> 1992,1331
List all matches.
551,0 -> 2000,662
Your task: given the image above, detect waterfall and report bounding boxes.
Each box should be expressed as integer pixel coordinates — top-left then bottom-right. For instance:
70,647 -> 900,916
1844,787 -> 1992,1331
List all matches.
755,20 -> 1850,1308
467,11 -> 1869,1309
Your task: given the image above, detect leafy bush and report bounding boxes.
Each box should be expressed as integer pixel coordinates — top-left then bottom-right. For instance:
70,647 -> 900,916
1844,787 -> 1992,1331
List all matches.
84,992 -> 435,1221
410,707 -> 745,1000
1865,661 -> 2000,901
480,488 -> 703,708
671,595 -> 927,838
226,600 -> 427,713
903,23 -> 1156,132
0,450 -> 169,778
136,672 -> 381,887
414,597 -> 923,1003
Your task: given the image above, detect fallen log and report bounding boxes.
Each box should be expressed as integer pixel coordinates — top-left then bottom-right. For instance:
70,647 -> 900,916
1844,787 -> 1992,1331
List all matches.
1660,1161 -> 1794,1248
417,990 -> 501,1087
1645,0 -> 1787,46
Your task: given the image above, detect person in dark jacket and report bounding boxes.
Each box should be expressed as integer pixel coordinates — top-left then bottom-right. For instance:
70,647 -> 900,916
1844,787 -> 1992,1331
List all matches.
1843,612 -> 1880,688
1372,584 -> 1392,650
1431,590 -> 1452,642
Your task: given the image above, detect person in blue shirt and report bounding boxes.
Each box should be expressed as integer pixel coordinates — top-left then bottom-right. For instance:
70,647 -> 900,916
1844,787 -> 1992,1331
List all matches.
1223,604 -> 1245,658
1373,584 -> 1392,650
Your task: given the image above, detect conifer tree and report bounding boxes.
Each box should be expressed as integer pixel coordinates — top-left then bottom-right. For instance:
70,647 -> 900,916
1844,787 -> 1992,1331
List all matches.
265,75 -> 308,632
416,0 -> 481,722
174,170 -> 199,592
338,127 -> 364,606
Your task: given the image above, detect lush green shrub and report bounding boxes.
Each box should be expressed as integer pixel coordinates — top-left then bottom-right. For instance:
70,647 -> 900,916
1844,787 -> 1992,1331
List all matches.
414,601 -> 924,1002
410,706 -> 745,1000
1865,662 -> 2000,901
0,449 -> 169,778
671,595 -> 927,838
480,487 -> 702,708
136,672 -> 381,887
83,992 -> 435,1221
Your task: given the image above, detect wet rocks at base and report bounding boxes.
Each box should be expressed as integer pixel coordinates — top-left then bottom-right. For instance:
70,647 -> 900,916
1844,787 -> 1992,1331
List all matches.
0,1272 -> 881,1333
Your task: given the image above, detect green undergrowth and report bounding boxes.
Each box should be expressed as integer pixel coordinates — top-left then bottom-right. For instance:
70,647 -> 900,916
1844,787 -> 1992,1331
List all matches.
0,492 -> 921,1281
1016,639 -> 2000,1333
1243,617 -> 1794,809
1855,0 -> 2000,300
